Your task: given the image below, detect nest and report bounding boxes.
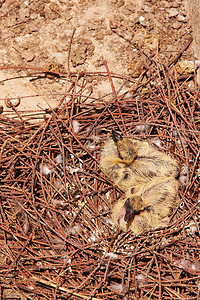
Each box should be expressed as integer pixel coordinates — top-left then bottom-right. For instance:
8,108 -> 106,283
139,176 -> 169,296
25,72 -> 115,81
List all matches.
0,50 -> 199,300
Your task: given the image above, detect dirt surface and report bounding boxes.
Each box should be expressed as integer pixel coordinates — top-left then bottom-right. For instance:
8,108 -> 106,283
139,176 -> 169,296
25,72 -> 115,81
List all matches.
0,0 -> 193,114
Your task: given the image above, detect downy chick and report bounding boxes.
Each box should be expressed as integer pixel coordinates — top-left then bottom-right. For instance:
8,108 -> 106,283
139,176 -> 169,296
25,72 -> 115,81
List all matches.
100,130 -> 180,193
112,177 -> 180,235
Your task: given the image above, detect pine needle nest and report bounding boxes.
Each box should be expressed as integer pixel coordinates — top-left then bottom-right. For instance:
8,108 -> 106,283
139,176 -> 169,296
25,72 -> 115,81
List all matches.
0,53 -> 199,299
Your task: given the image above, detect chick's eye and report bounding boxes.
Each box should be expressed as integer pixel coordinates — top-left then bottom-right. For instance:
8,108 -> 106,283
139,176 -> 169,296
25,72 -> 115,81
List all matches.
123,173 -> 129,180
145,205 -> 153,212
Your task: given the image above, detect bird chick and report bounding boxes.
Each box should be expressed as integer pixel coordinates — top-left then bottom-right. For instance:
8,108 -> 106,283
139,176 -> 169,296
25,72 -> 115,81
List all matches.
112,177 -> 180,235
100,130 -> 180,192
100,130 -> 180,234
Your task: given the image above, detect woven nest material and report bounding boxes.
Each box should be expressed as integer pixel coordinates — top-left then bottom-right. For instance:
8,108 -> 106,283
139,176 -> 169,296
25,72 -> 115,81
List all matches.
0,54 -> 199,300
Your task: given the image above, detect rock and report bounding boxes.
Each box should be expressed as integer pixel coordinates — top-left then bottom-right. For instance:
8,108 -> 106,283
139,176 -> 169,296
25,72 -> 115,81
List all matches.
177,15 -> 187,22
22,51 -> 35,62
167,8 -> 179,18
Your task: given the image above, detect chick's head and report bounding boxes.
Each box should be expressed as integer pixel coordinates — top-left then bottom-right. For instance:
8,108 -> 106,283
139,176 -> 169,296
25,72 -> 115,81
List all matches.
111,130 -> 137,165
124,196 -> 145,223
114,196 -> 145,226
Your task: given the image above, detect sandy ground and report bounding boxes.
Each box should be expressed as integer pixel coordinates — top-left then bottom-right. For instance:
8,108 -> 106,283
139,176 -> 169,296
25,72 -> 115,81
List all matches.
0,0 -> 192,115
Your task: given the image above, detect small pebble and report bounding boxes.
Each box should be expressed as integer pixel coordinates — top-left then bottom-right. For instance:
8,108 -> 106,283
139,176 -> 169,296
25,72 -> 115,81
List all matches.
167,8 -> 178,17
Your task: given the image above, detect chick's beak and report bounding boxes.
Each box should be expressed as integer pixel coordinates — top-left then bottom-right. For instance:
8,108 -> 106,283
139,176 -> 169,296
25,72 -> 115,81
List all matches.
124,198 -> 138,223
111,129 -> 123,143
